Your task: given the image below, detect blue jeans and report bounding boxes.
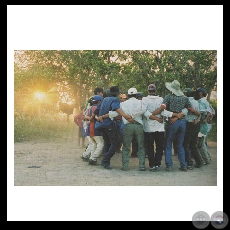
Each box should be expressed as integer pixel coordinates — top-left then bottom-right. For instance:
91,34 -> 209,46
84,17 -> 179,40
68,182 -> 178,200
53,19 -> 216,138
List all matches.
165,119 -> 187,168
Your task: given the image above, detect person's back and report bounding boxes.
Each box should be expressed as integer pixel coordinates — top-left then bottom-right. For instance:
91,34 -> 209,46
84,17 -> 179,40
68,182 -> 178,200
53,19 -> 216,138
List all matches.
86,95 -> 104,165
141,84 -> 165,171
194,89 -> 211,164
156,80 -> 193,172
120,87 -> 146,171
94,86 -> 133,170
142,95 -> 164,132
183,88 -> 203,169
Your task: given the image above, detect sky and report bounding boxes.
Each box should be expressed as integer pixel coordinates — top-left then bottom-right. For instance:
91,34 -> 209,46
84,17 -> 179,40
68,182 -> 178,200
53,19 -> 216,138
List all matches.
7,5 -> 223,222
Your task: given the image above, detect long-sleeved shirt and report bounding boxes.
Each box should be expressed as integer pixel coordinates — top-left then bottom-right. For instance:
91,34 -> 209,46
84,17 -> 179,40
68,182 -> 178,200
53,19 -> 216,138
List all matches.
142,95 -> 166,132
200,97 -> 214,115
184,97 -> 201,122
120,97 -> 145,125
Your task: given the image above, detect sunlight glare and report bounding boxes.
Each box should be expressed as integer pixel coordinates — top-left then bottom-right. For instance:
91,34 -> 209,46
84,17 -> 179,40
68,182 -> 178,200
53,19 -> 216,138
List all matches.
34,92 -> 46,101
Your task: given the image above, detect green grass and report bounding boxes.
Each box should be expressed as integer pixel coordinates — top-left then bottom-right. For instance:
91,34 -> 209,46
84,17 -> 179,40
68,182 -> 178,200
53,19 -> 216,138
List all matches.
14,112 -> 76,142
207,122 -> 217,142
14,112 -> 217,143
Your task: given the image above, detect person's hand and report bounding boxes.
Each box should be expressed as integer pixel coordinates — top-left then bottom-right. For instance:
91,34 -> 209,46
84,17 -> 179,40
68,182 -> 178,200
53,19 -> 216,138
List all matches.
193,119 -> 199,125
169,117 -> 178,124
176,112 -> 184,119
208,117 -> 213,124
126,117 -> 134,123
97,116 -> 103,122
125,115 -> 134,123
157,117 -> 163,123
202,118 -> 207,124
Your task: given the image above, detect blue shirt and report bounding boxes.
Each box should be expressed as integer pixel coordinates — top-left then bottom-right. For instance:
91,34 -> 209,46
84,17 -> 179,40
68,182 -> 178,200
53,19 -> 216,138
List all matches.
94,96 -> 120,129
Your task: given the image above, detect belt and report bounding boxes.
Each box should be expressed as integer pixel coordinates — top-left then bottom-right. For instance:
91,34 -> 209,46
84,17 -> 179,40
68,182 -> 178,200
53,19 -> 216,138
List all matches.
132,120 -> 142,125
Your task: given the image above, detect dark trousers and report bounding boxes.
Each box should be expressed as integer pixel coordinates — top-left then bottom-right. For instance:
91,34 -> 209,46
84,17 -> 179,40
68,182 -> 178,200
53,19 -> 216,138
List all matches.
101,122 -> 120,166
145,131 -> 164,167
183,122 -> 203,166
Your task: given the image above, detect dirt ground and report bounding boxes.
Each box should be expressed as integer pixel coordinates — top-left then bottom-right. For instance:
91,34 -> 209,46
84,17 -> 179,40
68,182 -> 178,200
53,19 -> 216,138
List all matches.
14,136 -> 217,186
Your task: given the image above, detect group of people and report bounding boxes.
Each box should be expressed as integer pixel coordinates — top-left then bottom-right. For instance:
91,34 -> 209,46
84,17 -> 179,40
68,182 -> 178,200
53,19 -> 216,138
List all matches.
74,80 -> 215,172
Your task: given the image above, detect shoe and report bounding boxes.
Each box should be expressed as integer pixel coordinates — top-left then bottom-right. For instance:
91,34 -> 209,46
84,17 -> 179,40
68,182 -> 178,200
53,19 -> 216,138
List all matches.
121,166 -> 129,171
88,159 -> 97,165
139,167 -> 146,171
104,165 -> 112,170
131,153 -> 138,158
166,167 -> 172,172
187,165 -> 193,170
116,150 -> 122,153
155,166 -> 160,171
194,164 -> 202,168
202,162 -> 207,165
149,166 -> 156,172
179,167 -> 187,172
81,156 -> 89,162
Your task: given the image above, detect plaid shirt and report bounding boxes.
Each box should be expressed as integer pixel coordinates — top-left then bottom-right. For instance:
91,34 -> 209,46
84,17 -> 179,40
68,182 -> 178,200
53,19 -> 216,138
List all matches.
162,94 -> 193,115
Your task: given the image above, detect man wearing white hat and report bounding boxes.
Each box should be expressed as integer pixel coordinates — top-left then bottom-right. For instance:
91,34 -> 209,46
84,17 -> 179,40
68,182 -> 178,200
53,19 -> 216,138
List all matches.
120,87 -> 146,171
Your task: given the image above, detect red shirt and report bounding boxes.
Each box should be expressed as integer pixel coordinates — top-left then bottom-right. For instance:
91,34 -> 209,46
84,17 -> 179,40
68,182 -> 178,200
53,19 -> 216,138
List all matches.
74,113 -> 84,127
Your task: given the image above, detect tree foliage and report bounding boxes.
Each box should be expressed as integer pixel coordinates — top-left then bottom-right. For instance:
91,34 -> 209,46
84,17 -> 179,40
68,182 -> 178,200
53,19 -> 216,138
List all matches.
14,50 -> 217,113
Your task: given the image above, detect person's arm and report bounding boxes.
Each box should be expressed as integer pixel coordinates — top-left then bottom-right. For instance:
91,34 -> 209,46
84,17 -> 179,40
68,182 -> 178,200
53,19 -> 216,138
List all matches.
152,105 -> 164,115
203,112 -> 211,124
116,108 -> 134,123
149,114 -> 163,123
190,109 -> 201,117
96,110 -> 119,122
193,114 -> 201,125
208,113 -> 214,124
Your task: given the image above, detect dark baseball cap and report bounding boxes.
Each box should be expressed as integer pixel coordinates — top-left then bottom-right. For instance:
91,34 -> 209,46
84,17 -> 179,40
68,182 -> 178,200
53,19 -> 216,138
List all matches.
197,88 -> 206,94
184,88 -> 193,93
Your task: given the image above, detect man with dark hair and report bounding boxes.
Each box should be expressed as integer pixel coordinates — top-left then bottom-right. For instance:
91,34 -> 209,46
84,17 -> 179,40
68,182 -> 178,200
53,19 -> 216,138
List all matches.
131,92 -> 144,158
142,84 -> 165,172
94,86 -> 133,169
182,88 -> 203,169
194,87 -> 213,164
94,87 -> 104,97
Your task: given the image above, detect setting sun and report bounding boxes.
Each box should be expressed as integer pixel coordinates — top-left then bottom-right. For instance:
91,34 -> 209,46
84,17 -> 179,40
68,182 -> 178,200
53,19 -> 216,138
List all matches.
34,92 -> 46,101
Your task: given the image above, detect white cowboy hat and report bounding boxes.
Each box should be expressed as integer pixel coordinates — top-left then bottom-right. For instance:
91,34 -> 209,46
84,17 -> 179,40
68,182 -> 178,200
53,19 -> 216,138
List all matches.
165,80 -> 184,96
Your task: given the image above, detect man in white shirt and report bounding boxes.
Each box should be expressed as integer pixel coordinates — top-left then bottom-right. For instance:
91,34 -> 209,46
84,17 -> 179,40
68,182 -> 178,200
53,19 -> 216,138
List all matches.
120,88 -> 146,171
142,84 -> 166,171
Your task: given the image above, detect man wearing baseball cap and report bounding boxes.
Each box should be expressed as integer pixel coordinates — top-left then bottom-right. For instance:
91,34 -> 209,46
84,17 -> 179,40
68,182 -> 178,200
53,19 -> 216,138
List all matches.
195,87 -> 214,164
182,88 -> 203,169
141,84 -> 166,172
120,87 -> 146,171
